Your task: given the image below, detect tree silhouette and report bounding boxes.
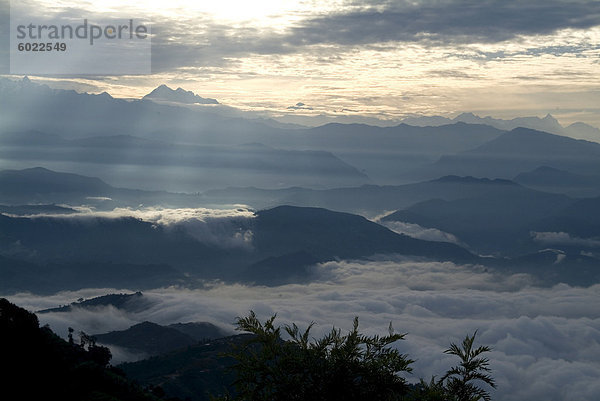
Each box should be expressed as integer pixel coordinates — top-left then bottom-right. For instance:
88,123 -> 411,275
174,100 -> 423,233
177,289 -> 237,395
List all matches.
215,313 -> 497,401
220,311 -> 413,401
78,331 -> 112,367
441,331 -> 496,401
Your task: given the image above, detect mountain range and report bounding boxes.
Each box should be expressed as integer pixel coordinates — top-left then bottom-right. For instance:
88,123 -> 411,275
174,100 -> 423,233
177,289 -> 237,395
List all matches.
2,166 -> 600,290
0,167 -> 204,208
202,174 -> 568,216
0,180 -> 483,292
3,78 -> 600,292
411,127 -> 600,181
94,321 -> 229,356
3,77 -> 600,192
400,112 -> 600,142
514,166 -> 600,197
0,132 -> 369,190
380,182 -> 574,255
37,292 -> 152,314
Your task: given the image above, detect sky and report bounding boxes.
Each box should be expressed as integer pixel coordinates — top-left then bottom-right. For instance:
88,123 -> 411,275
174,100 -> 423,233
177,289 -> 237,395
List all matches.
2,0 -> 600,126
1,0 -> 599,126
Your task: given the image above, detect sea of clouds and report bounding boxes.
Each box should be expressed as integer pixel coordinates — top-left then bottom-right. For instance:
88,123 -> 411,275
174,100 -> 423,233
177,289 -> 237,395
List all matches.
5,257 -> 600,401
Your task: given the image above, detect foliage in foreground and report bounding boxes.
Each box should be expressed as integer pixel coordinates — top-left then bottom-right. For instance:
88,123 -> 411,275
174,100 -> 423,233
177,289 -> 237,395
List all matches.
216,311 -> 496,401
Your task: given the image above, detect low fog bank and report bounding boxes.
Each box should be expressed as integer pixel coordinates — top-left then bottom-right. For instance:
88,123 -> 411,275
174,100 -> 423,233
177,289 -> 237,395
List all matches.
380,220 -> 464,245
5,259 -> 600,401
8,206 -> 257,252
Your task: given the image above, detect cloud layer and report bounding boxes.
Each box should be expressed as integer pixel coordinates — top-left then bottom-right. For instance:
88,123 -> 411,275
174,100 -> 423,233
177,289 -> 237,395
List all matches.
290,1 -> 600,46
28,206 -> 256,249
381,220 -> 464,246
532,231 -> 600,248
5,258 -> 600,400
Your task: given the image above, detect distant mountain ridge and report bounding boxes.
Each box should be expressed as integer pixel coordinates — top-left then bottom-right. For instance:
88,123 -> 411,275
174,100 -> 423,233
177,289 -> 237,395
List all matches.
203,174 -> 558,216
0,77 -> 508,188
0,124 -> 372,190
0,166 -> 208,208
0,167 -> 551,216
468,127 -> 600,158
94,321 -> 228,356
251,205 -> 477,264
381,187 -> 574,255
413,127 -> 600,180
401,112 -> 600,142
0,202 -> 482,292
514,166 -> 600,197
143,84 -> 219,104
0,163 -> 576,217
432,175 -> 517,186
0,255 -> 185,295
37,292 -> 151,314
0,166 -> 111,194
8,76 -> 600,190
3,77 -> 597,143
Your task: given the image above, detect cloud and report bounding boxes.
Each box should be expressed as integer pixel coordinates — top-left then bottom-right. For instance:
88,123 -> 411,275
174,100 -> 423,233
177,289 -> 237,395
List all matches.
289,1 -> 600,46
531,231 -> 600,248
86,196 -> 113,201
106,344 -> 149,365
30,206 -> 256,249
380,220 -> 464,245
144,1 -> 600,73
11,0 -> 600,75
82,206 -> 256,225
5,257 -> 600,400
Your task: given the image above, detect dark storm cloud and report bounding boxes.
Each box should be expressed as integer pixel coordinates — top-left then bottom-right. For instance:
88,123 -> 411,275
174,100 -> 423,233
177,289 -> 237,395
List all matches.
288,1 -> 600,46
